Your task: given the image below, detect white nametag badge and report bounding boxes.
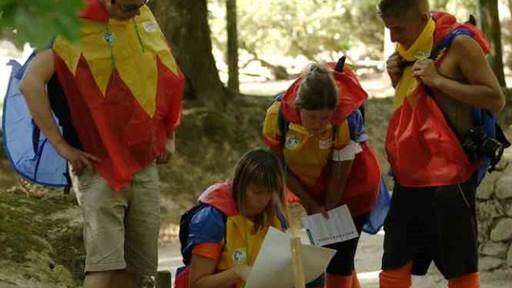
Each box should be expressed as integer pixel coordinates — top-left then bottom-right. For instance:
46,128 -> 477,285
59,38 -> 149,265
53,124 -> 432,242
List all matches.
285,136 -> 301,150
143,21 -> 158,33
232,248 -> 247,264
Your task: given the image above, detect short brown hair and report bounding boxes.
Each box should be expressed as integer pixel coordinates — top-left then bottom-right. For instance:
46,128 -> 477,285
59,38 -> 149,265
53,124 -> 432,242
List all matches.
378,0 -> 429,19
295,63 -> 338,111
232,149 -> 286,231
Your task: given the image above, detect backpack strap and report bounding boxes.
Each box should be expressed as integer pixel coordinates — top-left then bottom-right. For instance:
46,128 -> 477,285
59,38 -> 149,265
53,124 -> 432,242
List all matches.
334,56 -> 346,72
429,28 -> 473,61
334,56 -> 365,123
275,93 -> 289,148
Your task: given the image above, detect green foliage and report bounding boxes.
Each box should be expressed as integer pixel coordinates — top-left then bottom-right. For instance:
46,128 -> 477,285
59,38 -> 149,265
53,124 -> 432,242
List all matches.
207,0 -> 484,68
209,0 -> 385,64
0,0 -> 83,48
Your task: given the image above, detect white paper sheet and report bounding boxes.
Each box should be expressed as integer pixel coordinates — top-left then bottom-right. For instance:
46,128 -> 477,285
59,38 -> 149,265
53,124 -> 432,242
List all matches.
244,227 -> 335,288
300,205 -> 358,246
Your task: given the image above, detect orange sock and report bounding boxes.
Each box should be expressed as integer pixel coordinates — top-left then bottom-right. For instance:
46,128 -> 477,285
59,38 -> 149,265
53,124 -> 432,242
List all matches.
351,271 -> 361,288
379,262 -> 413,288
326,273 -> 353,288
448,273 -> 479,288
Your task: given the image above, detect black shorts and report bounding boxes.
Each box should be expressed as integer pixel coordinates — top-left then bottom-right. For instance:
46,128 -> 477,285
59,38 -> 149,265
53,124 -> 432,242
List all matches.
325,213 -> 369,276
381,176 -> 478,280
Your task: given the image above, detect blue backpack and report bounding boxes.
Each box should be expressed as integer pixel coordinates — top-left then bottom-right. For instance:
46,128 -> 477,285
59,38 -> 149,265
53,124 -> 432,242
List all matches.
2,53 -> 72,189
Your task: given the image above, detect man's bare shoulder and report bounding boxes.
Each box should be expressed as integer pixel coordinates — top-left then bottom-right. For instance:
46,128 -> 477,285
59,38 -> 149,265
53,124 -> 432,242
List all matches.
450,35 -> 486,59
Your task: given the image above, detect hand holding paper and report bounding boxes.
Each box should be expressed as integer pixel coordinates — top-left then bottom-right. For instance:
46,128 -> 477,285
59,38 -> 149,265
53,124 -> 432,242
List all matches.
244,227 -> 336,288
301,205 -> 358,246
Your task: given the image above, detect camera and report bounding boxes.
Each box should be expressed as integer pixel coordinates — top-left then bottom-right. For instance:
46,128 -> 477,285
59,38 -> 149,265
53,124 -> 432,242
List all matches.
461,126 -> 504,162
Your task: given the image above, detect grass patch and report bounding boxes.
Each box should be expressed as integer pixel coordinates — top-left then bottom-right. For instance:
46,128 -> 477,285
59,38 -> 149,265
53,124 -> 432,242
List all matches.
0,189 -> 83,287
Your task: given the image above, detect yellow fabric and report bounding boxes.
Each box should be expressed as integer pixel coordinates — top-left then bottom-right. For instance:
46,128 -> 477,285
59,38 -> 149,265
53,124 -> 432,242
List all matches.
263,101 -> 351,188
217,214 -> 284,288
52,5 -> 179,117
394,18 -> 436,109
262,101 -> 282,147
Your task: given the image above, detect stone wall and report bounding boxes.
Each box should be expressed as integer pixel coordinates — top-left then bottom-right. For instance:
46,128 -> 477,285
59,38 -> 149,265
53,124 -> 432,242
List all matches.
476,150 -> 512,272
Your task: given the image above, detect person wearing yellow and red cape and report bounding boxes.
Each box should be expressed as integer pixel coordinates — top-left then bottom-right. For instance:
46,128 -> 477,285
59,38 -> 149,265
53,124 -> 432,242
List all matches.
19,0 -> 184,287
174,149 -> 288,288
263,62 -> 382,288
378,1 -> 506,288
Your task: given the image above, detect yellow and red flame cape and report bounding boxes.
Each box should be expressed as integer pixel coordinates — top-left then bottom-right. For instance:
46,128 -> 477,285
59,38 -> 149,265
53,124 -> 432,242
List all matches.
52,0 -> 184,190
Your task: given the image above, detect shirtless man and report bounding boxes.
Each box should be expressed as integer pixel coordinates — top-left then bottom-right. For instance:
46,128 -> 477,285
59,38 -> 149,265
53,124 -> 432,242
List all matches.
378,1 -> 505,287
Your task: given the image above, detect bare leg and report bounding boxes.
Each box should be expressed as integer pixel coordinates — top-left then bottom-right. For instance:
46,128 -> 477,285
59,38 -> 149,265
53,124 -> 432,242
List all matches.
114,270 -> 137,288
83,271 -> 115,288
84,270 -> 137,288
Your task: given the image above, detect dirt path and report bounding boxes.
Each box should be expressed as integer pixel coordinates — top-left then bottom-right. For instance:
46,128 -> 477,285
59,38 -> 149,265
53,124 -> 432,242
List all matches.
158,230 -> 511,288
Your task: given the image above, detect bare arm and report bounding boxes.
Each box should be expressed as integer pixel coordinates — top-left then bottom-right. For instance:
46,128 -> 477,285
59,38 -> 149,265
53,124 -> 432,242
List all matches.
286,169 -> 327,216
20,50 -> 63,150
19,49 -> 100,174
189,254 -> 249,288
413,36 -> 505,113
325,160 -> 353,211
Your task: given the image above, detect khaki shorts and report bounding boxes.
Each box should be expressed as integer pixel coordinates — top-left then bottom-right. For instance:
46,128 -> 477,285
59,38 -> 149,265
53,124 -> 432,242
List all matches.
73,163 -> 160,276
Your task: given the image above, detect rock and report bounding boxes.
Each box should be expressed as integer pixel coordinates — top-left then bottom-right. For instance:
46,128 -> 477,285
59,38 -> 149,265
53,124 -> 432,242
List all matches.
480,242 -> 508,257
480,256 -> 504,271
496,175 -> 512,199
507,204 -> 512,217
477,200 -> 504,219
508,245 -> 512,267
477,172 -> 499,200
478,220 -> 493,243
492,156 -> 510,171
490,218 -> 512,242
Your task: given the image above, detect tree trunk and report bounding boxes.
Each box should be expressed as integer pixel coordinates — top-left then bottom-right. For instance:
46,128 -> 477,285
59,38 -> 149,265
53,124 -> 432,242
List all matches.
149,0 -> 228,107
226,0 -> 240,94
479,0 -> 506,87
432,0 -> 450,10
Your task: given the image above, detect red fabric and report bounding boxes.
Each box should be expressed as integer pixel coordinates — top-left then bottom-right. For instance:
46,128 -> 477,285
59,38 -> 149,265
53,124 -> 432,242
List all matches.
448,273 -> 480,288
192,242 -> 223,260
54,55 -> 184,191
174,266 -> 190,288
379,262 -> 413,288
79,0 -> 110,22
281,63 -> 367,125
300,143 -> 381,216
198,182 -> 239,216
279,65 -> 379,214
326,273 -> 354,288
352,271 -> 361,288
385,13 -> 487,188
432,12 -> 490,54
386,85 -> 479,187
